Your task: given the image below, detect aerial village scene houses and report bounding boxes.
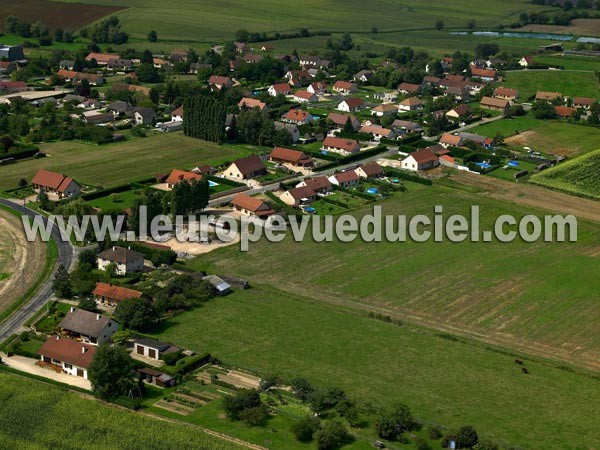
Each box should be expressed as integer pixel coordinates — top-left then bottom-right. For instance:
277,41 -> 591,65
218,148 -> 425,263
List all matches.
0,6 -> 599,446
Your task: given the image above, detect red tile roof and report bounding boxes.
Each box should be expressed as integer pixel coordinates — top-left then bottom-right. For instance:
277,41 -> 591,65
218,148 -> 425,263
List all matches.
409,148 -> 438,164
238,97 -> 266,110
92,282 -> 143,302
231,193 -> 274,216
31,169 -> 76,193
165,169 -> 202,185
323,136 -> 360,153
333,80 -> 355,91
37,337 -> 96,369
270,147 -> 311,163
283,109 -> 311,122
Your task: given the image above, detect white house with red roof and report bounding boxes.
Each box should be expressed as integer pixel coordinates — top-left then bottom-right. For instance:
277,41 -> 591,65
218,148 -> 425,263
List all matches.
31,169 -> 81,199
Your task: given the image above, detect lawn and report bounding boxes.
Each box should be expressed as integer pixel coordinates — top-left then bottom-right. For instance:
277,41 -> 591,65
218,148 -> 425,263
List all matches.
468,114 -> 600,156
530,148 -> 600,199
88,188 -> 143,211
53,0 -> 555,42
533,54 -> 600,72
0,372 -> 246,450
0,133 -> 252,191
503,70 -> 600,100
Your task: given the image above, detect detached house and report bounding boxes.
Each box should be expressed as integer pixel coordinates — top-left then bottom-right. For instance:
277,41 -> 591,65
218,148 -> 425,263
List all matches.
355,162 -> 384,179
494,87 -> 519,101
398,97 -> 424,112
282,109 -> 313,125
439,133 -> 464,148
97,246 -> 144,275
296,176 -> 333,194
207,75 -> 233,91
397,83 -> 421,95
231,193 -> 275,219
268,83 -> 292,97
333,80 -> 357,95
165,169 -> 203,188
224,155 -> 267,180
58,307 -> 119,345
307,82 -> 328,95
536,91 -> 562,103
573,97 -> 596,110
293,90 -> 318,103
371,103 -> 398,117
31,169 -> 80,198
171,106 -> 184,122
238,97 -> 267,111
359,125 -> 394,140
338,98 -> 363,112
280,186 -> 317,208
37,337 -> 96,379
401,148 -> 439,171
470,66 -> 497,82
328,171 -> 360,188
480,96 -> 510,113
353,70 -> 373,83
92,282 -> 144,308
446,104 -> 471,120
327,113 -> 360,130
274,122 -> 300,142
322,136 -> 361,155
269,147 -> 313,167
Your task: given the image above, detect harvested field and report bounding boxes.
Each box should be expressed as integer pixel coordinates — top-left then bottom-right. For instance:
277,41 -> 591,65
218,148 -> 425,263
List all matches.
0,0 -> 124,31
0,207 -> 46,315
516,19 -> 600,36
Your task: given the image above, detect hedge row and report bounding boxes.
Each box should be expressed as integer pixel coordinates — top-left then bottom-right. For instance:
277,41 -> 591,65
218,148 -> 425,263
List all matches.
314,145 -> 388,172
79,178 -> 156,201
383,167 -> 433,186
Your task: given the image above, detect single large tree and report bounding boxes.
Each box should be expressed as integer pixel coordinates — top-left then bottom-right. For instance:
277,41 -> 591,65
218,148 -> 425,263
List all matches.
114,297 -> 160,331
52,264 -> 72,298
88,344 -> 135,400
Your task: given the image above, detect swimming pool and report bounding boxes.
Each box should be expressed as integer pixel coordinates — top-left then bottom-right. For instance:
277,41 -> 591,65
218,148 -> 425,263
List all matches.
475,162 -> 491,169
209,180 -> 219,187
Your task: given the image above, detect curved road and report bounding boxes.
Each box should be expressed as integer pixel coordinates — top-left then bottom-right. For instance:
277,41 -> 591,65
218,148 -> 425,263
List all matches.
0,199 -> 76,342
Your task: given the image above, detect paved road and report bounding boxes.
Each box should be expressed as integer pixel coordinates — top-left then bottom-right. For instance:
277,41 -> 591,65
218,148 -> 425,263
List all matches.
209,145 -> 399,207
0,199 -> 76,342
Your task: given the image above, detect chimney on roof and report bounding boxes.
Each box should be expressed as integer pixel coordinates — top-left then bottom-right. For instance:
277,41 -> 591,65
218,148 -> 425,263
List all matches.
96,314 -> 101,321
82,346 -> 87,354
70,306 -> 75,313
113,246 -> 116,251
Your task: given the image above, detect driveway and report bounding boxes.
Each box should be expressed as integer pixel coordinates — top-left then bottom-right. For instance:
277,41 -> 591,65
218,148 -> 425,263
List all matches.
0,353 -> 91,390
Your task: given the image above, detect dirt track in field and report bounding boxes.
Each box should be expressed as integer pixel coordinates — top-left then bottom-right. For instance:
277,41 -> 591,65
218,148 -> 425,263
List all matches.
0,209 -> 46,314
447,171 -> 600,223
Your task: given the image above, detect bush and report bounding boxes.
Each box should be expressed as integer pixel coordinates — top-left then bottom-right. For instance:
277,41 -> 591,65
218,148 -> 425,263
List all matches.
315,420 -> 351,450
428,425 -> 443,440
161,350 -> 182,366
239,405 -> 269,426
291,416 -> 321,442
456,425 -> 478,448
223,389 -> 263,420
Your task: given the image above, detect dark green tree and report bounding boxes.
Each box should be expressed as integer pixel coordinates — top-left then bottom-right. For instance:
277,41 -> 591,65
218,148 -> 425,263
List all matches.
114,297 -> 160,331
52,264 -> 73,298
88,344 -> 136,400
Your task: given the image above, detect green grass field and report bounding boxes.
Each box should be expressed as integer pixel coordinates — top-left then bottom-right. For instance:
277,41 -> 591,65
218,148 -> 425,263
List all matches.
530,148 -> 600,199
0,133 -> 252,191
53,0 -> 554,42
0,372 -> 245,449
533,54 -> 600,72
503,70 -> 600,100
469,114 -> 600,156
143,182 -> 600,449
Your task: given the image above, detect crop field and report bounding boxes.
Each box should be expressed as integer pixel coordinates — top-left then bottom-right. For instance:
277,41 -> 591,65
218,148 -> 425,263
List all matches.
0,372 -> 245,449
0,0 -> 123,31
469,115 -> 600,156
0,133 -> 251,191
530,148 -> 600,199
178,184 -> 600,370
151,289 -> 600,449
503,70 -> 600,100
53,0 -> 554,42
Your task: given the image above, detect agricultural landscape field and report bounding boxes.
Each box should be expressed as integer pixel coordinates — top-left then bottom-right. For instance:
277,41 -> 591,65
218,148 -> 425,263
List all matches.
531,148 -> 600,199
0,133 -> 253,191
0,372 -> 247,449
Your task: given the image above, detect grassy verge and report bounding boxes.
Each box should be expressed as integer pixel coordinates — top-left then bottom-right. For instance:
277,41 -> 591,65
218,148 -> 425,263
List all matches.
0,204 -> 58,325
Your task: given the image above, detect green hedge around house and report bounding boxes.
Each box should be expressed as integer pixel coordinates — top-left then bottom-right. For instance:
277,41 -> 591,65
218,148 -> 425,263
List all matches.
383,167 -> 433,186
